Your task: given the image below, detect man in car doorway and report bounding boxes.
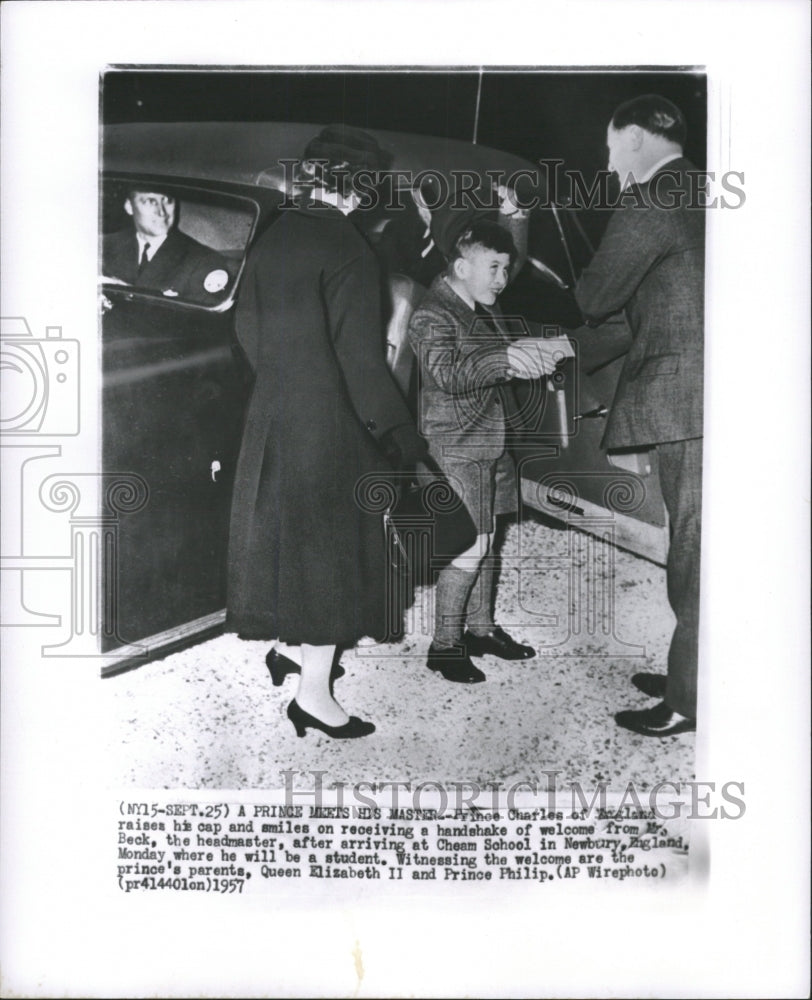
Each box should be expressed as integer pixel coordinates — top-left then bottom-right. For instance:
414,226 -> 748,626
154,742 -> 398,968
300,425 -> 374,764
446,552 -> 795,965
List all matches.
102,186 -> 235,306
574,94 -> 704,737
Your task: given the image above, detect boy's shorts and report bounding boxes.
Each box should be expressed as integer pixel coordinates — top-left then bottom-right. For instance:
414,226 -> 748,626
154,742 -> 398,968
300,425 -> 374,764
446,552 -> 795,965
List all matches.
427,448 -> 518,533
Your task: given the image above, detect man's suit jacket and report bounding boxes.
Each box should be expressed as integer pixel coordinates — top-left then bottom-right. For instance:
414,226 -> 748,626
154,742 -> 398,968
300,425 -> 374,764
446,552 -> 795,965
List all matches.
575,158 -> 705,449
407,274 -> 516,460
102,227 -> 236,306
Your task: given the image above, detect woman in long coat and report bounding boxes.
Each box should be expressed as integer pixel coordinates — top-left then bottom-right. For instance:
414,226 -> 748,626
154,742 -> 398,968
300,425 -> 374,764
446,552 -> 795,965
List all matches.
226,125 -> 425,738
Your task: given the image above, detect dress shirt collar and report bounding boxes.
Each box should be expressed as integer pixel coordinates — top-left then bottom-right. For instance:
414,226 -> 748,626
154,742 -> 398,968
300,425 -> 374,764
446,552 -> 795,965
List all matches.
135,231 -> 168,261
636,152 -> 683,186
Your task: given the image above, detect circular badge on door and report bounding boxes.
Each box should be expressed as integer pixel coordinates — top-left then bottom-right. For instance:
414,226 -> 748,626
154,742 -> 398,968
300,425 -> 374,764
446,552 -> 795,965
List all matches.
203,269 -> 229,293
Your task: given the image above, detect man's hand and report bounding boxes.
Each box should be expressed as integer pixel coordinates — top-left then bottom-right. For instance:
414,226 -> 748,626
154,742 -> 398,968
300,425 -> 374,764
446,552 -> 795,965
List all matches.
507,341 -> 566,379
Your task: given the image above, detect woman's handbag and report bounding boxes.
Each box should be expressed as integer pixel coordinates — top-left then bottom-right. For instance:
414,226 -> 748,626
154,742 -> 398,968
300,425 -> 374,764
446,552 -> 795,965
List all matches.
354,457 -> 476,640
355,456 -> 477,584
384,456 -> 477,583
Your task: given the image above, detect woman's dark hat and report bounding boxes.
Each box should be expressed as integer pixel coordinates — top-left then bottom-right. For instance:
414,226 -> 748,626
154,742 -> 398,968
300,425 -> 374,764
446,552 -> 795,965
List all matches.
303,124 -> 391,171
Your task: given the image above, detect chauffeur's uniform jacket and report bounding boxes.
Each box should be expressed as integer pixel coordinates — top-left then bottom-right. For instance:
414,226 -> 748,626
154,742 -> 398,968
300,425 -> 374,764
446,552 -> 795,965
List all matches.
226,200 -> 413,647
575,158 -> 705,718
102,227 -> 235,306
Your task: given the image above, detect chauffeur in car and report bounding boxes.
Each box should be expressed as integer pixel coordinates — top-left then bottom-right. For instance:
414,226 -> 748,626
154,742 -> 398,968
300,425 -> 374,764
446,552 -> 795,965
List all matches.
102,186 -> 236,305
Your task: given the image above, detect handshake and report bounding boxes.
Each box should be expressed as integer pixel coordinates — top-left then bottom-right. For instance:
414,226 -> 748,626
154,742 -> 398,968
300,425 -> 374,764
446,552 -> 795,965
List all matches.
506,335 -> 575,380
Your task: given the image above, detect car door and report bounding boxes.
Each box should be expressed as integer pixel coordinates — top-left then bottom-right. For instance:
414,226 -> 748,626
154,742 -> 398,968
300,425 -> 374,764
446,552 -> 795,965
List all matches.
501,203 -> 668,563
100,176 -> 279,670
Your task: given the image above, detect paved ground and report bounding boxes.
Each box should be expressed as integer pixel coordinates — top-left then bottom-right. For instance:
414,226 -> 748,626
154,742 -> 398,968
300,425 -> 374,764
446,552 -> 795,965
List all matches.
101,513 -> 694,794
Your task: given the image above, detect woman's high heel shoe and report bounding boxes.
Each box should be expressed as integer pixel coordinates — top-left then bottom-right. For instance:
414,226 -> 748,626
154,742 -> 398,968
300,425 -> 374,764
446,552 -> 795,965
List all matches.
266,648 -> 345,687
286,699 -> 375,739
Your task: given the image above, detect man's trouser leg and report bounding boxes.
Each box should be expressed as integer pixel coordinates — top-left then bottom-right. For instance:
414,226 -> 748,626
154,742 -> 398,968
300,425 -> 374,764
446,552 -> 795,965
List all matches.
657,437 -> 703,718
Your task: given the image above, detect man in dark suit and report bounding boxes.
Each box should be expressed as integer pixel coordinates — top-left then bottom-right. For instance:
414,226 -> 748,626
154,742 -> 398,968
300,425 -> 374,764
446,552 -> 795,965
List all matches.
102,188 -> 235,306
575,94 -> 704,737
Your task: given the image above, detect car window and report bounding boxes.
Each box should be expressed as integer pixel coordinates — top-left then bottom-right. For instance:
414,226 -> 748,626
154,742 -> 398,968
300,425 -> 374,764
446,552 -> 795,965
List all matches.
554,206 -> 595,280
526,205 -> 593,290
498,204 -> 594,329
100,179 -> 258,309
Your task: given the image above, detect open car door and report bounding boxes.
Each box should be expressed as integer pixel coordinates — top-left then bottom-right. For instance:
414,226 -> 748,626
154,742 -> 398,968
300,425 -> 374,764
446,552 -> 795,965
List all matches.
100,176 -> 278,674
501,202 -> 669,565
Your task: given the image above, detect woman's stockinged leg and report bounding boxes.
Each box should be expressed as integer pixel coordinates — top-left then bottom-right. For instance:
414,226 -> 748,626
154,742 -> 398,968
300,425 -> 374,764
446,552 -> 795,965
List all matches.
294,643 -> 348,727
273,641 -> 303,666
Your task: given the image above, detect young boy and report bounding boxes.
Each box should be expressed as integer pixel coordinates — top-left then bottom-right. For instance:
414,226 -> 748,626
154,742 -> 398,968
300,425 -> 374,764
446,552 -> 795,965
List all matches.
407,212 -> 556,683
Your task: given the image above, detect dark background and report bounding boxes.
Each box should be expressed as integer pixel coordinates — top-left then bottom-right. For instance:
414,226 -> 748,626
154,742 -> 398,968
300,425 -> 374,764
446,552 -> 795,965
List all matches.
102,68 -> 707,183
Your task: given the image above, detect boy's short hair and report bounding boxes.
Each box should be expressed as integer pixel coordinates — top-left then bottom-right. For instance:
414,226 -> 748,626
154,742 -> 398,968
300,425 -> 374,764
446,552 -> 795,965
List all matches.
448,217 -> 516,267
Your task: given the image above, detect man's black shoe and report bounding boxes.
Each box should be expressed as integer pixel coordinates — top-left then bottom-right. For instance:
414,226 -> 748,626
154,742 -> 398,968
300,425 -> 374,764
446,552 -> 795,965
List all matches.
427,643 -> 486,684
631,672 -> 667,699
615,700 -> 696,737
464,627 -> 536,660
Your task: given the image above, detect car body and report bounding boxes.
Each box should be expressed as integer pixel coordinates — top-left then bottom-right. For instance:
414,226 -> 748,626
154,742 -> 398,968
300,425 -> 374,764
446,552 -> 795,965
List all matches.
100,121 -> 667,673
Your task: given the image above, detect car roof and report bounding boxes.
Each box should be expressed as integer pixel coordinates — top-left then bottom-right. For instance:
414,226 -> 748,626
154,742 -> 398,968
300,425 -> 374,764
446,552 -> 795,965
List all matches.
102,121 -> 541,191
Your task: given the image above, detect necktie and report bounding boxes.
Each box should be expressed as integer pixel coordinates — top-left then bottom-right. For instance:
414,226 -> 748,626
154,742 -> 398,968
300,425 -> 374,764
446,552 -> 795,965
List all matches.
138,242 -> 151,273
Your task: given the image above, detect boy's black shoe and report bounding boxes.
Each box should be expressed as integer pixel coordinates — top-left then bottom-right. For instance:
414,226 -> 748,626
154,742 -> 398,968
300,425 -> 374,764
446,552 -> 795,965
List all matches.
427,643 -> 486,684
464,627 -> 536,660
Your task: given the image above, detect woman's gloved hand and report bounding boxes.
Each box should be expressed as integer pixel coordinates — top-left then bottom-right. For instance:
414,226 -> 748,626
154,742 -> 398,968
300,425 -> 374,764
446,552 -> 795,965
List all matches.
380,423 -> 430,469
